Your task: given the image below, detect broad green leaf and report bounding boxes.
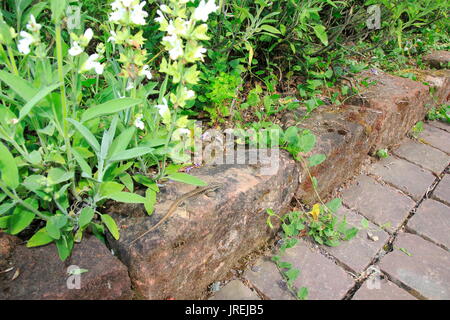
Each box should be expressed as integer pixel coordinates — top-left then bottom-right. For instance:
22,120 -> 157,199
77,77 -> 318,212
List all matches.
27,228 -> 54,248
0,202 -> 15,216
0,216 -> 10,229
325,198 -> 342,213
167,173 -> 207,187
101,214 -> 120,240
299,130 -> 316,153
81,98 -> 142,122
68,119 -> 100,154
119,173 -> 134,192
0,70 -> 38,101
297,287 -> 309,300
260,24 -> 281,34
99,181 -> 125,198
284,268 -> 300,284
107,127 -> 136,158
108,147 -> 154,162
78,207 -> 94,228
9,206 -> 35,235
107,192 -> 146,204
313,24 -> 328,46
19,82 -> 61,120
47,168 -> 73,185
50,0 -> 68,23
144,188 -> 157,216
0,142 -> 20,189
72,148 -> 92,177
308,154 -> 326,167
46,214 -> 68,240
55,236 -> 72,261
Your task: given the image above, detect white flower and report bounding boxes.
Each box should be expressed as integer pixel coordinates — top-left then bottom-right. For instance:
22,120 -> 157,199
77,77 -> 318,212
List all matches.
81,54 -> 104,74
130,2 -> 148,25
17,31 -> 35,54
108,30 -> 117,43
122,0 -> 134,7
109,6 -> 126,22
155,10 -> 165,23
155,98 -> 169,117
139,65 -> 152,80
186,90 -> 196,99
193,0 -> 219,22
126,80 -> 134,91
69,41 -> 83,56
134,114 -> 145,130
26,14 -> 41,33
83,28 -> 94,43
194,47 -> 207,61
163,34 -> 184,60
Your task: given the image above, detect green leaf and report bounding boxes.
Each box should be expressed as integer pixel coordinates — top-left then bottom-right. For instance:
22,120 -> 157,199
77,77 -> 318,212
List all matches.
0,202 -> 15,216
313,24 -> 328,46
47,168 -> 73,185
325,198 -> 342,214
107,192 -> 146,204
0,70 -> 38,101
344,227 -> 358,241
72,148 -> 92,177
0,142 -> 20,189
119,173 -> 134,192
0,216 -> 10,229
360,218 -> 369,229
299,130 -> 316,153
81,98 -> 142,122
78,207 -> 95,228
55,236 -> 72,261
260,24 -> 281,34
99,181 -> 125,198
50,0 -> 68,23
27,228 -> 54,248
108,127 -> 136,158
19,82 -> 61,120
297,287 -> 309,300
9,206 -> 35,235
167,173 -> 207,187
284,268 -> 300,284
108,147 -> 154,162
68,118 -> 100,154
144,188 -> 157,215
308,154 -> 326,167
46,214 -> 68,240
101,214 -> 120,240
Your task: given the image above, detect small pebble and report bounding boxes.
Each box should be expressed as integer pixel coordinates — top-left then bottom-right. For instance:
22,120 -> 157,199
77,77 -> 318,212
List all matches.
209,282 -> 221,292
367,232 -> 379,242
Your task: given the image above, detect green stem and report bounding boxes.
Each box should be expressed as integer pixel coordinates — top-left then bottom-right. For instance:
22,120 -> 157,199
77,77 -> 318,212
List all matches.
0,183 -> 48,221
6,46 -> 19,75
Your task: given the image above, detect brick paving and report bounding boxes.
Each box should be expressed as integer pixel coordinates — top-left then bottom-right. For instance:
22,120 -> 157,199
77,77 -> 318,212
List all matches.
210,120 -> 450,300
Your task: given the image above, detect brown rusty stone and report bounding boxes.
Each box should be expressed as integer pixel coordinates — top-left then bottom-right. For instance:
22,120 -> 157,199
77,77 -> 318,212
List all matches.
0,236 -> 132,300
349,69 -> 430,151
107,150 -> 299,300
423,50 -> 450,69
283,104 -> 379,203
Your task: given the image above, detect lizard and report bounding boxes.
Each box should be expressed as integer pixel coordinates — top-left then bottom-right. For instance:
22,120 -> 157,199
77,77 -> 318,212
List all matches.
128,183 -> 222,247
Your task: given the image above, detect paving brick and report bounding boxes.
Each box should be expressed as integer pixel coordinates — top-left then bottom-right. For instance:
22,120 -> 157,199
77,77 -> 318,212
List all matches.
430,121 -> 450,133
352,279 -> 416,300
369,156 -> 436,200
380,233 -> 450,300
342,175 -> 416,232
433,174 -> 450,206
407,199 -> 450,250
210,280 -> 261,300
393,139 -> 449,174
244,259 -> 295,300
419,124 -> 450,154
280,240 -> 355,300
323,207 -> 389,274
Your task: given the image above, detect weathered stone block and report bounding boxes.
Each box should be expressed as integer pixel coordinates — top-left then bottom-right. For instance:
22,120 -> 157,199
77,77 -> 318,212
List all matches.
407,199 -> 450,250
210,280 -> 260,300
323,207 -> 389,274
380,233 -> 450,300
353,279 -> 416,300
341,175 -> 415,233
433,174 -> 450,206
107,151 -> 299,300
283,104 -> 380,203
430,120 -> 450,133
0,236 -> 132,300
349,70 -> 430,151
393,139 -> 449,174
423,50 -> 450,69
369,156 -> 436,200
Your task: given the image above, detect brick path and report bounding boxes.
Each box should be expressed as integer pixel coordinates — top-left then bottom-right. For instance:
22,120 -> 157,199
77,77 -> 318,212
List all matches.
210,121 -> 450,300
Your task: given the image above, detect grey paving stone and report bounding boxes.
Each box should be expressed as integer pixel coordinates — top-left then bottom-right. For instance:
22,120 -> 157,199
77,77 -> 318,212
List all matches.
280,240 -> 355,300
210,280 -> 261,300
244,259 -> 295,300
323,207 -> 389,274
407,199 -> 450,250
393,140 -> 449,174
342,175 -> 416,233
353,279 -> 416,300
369,156 -> 436,200
433,174 -> 450,206
429,121 -> 450,133
380,233 -> 450,300
419,124 -> 450,154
